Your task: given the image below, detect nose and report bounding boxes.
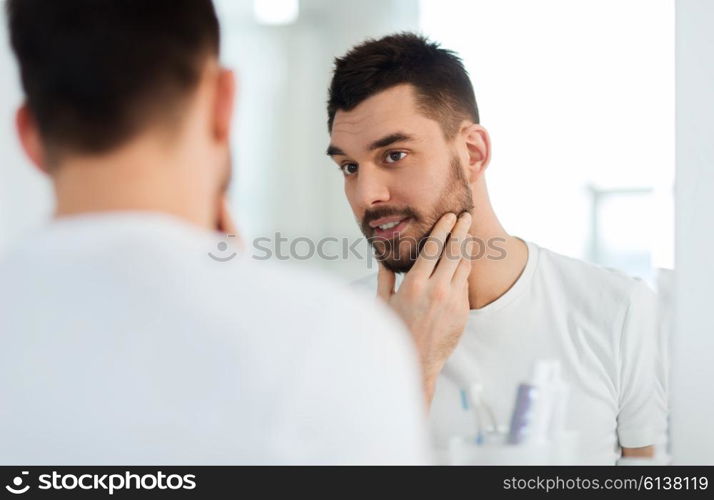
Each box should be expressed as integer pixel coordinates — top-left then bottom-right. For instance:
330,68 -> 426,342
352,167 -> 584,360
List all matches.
353,165 -> 391,209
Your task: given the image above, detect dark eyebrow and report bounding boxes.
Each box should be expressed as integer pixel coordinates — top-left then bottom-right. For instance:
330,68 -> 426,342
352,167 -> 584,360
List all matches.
326,145 -> 345,157
368,132 -> 413,151
326,132 -> 414,157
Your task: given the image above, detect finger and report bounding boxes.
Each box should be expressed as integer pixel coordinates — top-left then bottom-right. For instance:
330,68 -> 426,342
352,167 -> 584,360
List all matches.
434,212 -> 472,281
409,212 -> 458,278
377,263 -> 396,300
451,240 -> 473,285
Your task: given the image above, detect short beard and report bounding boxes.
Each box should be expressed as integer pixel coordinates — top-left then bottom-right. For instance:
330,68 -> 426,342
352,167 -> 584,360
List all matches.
364,155 -> 474,274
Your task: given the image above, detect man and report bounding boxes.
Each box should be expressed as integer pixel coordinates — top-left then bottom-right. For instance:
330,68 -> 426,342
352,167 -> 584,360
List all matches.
326,33 -> 668,464
0,0 -> 435,465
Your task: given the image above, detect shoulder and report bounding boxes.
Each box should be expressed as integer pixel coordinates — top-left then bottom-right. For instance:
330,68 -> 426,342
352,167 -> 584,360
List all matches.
535,244 -> 653,303
532,243 -> 656,332
351,272 -> 378,291
214,259 -> 412,352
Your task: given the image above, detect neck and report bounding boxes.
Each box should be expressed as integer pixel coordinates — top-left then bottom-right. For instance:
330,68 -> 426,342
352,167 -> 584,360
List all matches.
51,136 -> 216,230
466,180 -> 529,309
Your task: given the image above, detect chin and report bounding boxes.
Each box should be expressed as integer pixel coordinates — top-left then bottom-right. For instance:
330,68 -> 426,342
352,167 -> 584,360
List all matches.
370,233 -> 426,274
376,246 -> 421,273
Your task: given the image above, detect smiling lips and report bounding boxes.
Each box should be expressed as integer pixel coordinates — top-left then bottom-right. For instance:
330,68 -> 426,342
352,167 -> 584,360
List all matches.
369,216 -> 412,239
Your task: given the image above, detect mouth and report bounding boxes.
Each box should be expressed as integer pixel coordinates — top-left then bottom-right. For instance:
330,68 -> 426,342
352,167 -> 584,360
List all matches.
369,216 -> 412,239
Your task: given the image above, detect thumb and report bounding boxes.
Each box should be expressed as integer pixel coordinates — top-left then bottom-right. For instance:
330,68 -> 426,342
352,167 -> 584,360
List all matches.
377,263 -> 396,301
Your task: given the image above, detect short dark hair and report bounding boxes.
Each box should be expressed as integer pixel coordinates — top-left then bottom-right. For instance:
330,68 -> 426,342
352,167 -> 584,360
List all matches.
6,0 -> 220,161
327,32 -> 479,136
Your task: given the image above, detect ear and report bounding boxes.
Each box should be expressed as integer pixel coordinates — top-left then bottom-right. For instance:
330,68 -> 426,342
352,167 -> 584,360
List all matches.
213,68 -> 236,144
461,123 -> 491,183
16,104 -> 49,174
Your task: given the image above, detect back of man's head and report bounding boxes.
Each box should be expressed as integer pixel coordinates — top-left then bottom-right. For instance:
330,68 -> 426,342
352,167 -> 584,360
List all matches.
6,0 -> 220,164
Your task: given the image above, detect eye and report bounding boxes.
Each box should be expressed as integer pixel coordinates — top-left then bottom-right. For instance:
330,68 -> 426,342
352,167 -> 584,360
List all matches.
385,151 -> 407,164
340,163 -> 358,176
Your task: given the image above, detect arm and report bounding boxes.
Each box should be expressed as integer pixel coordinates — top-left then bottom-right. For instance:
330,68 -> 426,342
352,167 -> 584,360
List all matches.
622,445 -> 655,458
616,280 -> 669,462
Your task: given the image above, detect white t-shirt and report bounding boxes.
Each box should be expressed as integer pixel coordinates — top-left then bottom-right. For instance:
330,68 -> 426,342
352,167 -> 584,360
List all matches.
0,212 -> 430,465
354,240 -> 668,464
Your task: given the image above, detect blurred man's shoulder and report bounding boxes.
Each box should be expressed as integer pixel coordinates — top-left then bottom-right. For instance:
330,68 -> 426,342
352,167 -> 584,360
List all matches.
223,260 -> 398,337
351,273 -> 378,292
